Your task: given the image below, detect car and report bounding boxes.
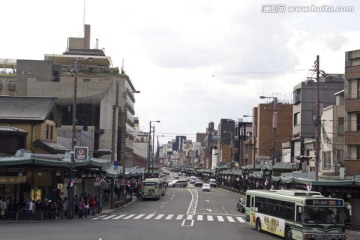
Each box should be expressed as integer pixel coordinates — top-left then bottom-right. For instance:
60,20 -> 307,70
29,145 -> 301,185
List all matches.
194,179 -> 203,187
209,179 -> 217,188
237,198 -> 246,213
168,180 -> 188,188
202,183 -> 211,191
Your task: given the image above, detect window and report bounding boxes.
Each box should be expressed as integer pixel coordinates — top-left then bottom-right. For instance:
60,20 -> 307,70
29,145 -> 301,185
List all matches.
50,126 -> 54,140
293,89 -> 301,104
357,79 -> 360,98
322,151 -> 331,171
357,113 -> 360,131
357,146 -> 360,160
338,117 -> 344,136
46,125 -> 49,139
294,112 -> 300,126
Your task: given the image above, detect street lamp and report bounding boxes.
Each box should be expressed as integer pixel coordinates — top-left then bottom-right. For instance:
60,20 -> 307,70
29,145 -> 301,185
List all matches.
147,120 -> 160,177
69,56 -> 92,219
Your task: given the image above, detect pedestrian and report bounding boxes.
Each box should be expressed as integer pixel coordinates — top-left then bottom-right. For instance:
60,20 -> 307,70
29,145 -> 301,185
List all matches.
28,199 -> 34,220
89,196 -> 97,216
62,198 -> 68,217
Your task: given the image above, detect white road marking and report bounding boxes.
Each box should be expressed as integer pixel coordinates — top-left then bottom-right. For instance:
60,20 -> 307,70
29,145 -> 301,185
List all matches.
133,214 -> 145,219
197,215 -> 203,221
227,216 -> 235,222
237,217 -> 245,223
186,214 -> 193,220
217,216 -> 225,222
176,214 -> 184,220
207,215 -> 214,221
123,214 -> 136,219
155,214 -> 164,220
102,215 -> 116,220
113,214 -> 126,219
165,214 -> 174,220
144,214 -> 155,219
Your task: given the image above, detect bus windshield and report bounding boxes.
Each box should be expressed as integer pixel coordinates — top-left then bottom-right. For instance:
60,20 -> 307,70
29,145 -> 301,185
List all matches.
303,207 -> 344,225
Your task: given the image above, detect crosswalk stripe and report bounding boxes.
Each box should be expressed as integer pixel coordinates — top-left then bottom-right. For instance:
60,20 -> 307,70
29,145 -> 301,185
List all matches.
227,216 -> 235,222
93,213 -> 245,223
155,214 -> 164,220
134,214 -> 145,219
165,214 -> 174,220
144,214 -> 155,219
236,217 -> 245,223
124,214 -> 136,219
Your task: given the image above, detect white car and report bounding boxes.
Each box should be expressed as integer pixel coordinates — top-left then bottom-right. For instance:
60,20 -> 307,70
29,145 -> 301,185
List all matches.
202,183 -> 211,191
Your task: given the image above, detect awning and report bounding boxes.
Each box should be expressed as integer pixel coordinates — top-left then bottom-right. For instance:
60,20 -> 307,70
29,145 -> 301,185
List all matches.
33,140 -> 68,154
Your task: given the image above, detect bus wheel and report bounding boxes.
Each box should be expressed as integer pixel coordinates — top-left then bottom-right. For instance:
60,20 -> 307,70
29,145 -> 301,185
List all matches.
285,227 -> 293,240
255,218 -> 262,232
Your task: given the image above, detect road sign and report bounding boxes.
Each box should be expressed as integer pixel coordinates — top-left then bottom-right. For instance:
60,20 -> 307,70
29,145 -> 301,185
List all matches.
74,146 -> 88,161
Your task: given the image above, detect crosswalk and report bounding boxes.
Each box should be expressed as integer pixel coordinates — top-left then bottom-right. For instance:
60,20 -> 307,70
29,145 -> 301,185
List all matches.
91,213 -> 246,223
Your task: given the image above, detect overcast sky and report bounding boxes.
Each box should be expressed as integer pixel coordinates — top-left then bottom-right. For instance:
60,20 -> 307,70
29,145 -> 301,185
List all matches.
2,0 -> 360,144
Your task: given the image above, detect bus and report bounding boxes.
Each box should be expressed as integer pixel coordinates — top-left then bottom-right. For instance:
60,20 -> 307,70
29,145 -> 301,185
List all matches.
245,189 -> 346,240
141,178 -> 167,200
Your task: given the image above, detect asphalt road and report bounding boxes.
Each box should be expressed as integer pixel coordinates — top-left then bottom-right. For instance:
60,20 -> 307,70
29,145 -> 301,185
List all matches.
1,175 -> 357,240
0,178 -> 282,240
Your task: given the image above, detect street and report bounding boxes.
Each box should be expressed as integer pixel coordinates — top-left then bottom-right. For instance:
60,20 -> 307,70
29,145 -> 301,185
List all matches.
0,179 -> 281,240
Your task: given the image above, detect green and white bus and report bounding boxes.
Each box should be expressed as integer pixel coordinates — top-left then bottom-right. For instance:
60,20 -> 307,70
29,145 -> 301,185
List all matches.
245,189 -> 346,240
141,178 -> 167,200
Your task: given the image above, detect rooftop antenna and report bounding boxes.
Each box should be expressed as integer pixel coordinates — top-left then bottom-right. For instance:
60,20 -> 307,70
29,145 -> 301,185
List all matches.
83,0 -> 86,27
121,58 -> 125,74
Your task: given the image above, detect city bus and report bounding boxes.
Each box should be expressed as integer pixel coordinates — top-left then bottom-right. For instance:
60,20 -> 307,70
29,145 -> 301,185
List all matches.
141,178 -> 167,200
245,189 -> 346,240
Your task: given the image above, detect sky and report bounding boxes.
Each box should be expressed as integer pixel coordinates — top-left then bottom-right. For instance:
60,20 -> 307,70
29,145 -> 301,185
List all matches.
2,0 -> 360,144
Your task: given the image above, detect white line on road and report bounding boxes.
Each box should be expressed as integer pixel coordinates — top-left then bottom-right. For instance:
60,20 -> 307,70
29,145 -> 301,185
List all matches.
155,214 -> 164,220
217,216 -> 225,222
227,216 -> 235,222
236,217 -> 245,223
102,215 -> 116,220
133,214 -> 145,219
165,214 -> 174,220
176,214 -> 184,220
197,215 -> 203,221
144,214 -> 155,219
123,214 -> 136,219
113,214 -> 126,219
207,215 -> 214,221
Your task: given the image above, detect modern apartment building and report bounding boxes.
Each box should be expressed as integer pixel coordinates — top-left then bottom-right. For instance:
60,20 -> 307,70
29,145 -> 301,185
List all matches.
344,49 -> 360,176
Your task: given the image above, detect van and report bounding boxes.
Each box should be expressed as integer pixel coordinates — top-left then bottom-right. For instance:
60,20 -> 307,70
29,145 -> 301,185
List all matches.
168,180 -> 188,188
189,176 -> 197,184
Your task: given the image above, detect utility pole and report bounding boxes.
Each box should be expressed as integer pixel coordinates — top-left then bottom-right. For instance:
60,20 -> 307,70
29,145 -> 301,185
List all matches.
315,55 -> 320,181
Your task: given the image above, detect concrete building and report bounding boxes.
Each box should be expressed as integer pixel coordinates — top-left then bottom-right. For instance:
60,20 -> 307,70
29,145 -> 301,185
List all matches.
292,75 -> 344,171
10,25 -> 139,167
321,90 -> 345,175
217,119 -> 235,165
204,122 -> 218,169
256,101 -> 293,166
344,49 -> 360,177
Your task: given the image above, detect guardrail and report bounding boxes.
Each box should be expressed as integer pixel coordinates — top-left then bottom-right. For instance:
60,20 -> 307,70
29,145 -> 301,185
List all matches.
0,211 -> 64,221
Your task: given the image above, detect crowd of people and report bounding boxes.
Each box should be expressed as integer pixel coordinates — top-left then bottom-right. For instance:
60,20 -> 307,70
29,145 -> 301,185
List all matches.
0,193 -> 100,220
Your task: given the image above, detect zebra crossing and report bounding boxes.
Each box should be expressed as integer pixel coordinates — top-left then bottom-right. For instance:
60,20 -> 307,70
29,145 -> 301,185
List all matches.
91,213 -> 246,223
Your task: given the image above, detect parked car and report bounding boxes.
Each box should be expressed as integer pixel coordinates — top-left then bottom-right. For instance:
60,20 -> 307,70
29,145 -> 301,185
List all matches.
202,183 -> 211,192
209,179 -> 217,188
168,180 -> 188,188
237,198 -> 246,213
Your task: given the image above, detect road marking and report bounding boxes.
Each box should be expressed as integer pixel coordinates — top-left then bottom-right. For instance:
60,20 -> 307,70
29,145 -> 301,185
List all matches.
227,216 -> 235,222
176,214 -> 184,220
181,219 -> 194,227
113,214 -> 126,219
186,189 -> 198,215
186,214 -> 193,220
103,215 -> 116,220
206,208 -> 212,212
123,214 -> 136,219
155,214 -> 164,220
207,215 -> 214,221
165,214 -> 174,220
236,217 -> 245,223
144,214 -> 155,219
217,216 -> 225,222
133,214 -> 145,219
197,215 -> 203,221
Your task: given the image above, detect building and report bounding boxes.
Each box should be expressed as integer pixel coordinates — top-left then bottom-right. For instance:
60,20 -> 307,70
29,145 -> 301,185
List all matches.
217,119 -> 235,166
12,25 -> 139,168
292,75 -> 344,171
344,49 -> 360,177
256,100 -> 293,167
